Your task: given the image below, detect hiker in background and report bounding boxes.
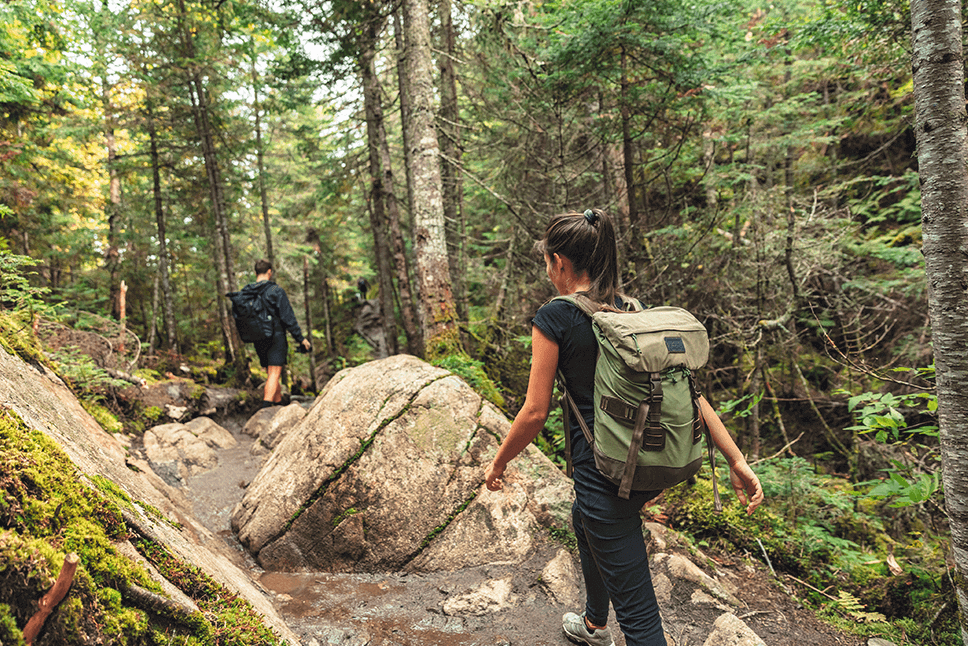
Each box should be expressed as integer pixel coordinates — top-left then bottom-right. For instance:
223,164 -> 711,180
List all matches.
238,259 -> 311,409
483,209 -> 763,646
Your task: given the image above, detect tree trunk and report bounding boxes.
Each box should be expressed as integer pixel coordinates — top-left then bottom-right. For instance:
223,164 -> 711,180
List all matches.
99,0 -> 122,322
146,99 -> 178,353
176,0 -> 240,362
379,116 -> 422,356
620,45 -> 642,287
394,6 -> 416,218
438,0 -> 467,328
401,0 -> 459,357
303,256 -> 317,392
251,51 -> 274,268
360,31 -> 399,356
911,0 -> 968,641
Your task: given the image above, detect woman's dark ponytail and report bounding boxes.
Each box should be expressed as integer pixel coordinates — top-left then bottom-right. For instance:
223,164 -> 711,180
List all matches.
535,208 -> 621,305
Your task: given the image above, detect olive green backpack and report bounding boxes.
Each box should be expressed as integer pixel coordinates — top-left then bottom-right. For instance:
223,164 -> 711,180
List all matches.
555,294 -> 721,510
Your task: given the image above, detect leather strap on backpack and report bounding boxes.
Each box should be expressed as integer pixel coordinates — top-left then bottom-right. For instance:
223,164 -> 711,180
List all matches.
694,391 -> 723,514
557,370 -> 594,478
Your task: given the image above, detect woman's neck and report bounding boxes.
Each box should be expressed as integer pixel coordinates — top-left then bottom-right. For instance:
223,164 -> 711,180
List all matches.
560,277 -> 592,296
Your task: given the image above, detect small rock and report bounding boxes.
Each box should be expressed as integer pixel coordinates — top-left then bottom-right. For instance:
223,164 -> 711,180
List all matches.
702,613 -> 766,646
165,404 -> 188,420
868,639 -> 898,646
540,549 -> 580,607
655,553 -> 740,607
441,578 -> 516,616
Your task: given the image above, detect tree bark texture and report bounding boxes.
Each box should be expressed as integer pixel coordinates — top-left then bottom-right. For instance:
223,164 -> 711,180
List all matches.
176,0 -> 240,361
911,0 -> 968,641
438,0 -> 467,327
361,34 -> 400,356
402,0 -> 458,355
146,100 -> 178,352
251,52 -> 274,268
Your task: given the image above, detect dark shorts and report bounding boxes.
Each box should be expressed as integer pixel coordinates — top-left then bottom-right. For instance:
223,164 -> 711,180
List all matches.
253,333 -> 288,367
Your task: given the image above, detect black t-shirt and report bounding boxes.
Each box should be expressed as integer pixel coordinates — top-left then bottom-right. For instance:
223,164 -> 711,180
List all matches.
532,296 -> 660,520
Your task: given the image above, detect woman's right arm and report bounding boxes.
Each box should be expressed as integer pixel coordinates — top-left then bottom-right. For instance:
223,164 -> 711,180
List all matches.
484,326 -> 559,491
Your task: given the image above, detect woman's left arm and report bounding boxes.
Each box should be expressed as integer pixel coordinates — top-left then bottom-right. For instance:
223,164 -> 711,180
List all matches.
484,326 -> 559,491
699,396 -> 764,515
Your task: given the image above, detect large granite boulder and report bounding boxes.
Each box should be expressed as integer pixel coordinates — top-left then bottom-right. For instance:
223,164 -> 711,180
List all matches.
231,354 -> 573,573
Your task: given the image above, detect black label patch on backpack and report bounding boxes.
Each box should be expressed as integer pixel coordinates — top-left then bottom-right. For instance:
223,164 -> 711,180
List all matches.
664,336 -> 686,353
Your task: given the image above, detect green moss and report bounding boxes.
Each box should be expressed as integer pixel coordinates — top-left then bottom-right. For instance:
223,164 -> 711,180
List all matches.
0,407 -> 279,645
133,539 -> 285,646
143,406 -> 164,422
549,525 -> 578,551
133,368 -> 164,385
0,310 -> 49,368
332,507 -> 360,527
81,399 -> 124,433
0,603 -> 25,646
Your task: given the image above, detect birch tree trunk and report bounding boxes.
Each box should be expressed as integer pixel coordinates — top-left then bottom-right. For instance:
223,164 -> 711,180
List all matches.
911,0 -> 968,640
401,0 -> 459,356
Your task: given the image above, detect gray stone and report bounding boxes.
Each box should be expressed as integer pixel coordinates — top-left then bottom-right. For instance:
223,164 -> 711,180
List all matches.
441,577 -> 516,616
539,549 -> 581,608
258,403 -> 307,449
242,406 -> 277,438
654,553 -> 741,607
185,416 -> 237,449
702,613 -> 766,646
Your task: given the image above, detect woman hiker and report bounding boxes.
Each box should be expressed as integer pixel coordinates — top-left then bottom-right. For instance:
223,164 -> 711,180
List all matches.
483,208 -> 764,646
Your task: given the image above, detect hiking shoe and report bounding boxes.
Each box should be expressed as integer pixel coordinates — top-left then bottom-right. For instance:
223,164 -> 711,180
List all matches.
562,612 -> 615,646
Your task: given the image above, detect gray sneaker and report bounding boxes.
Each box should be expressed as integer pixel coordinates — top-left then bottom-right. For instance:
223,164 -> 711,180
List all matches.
562,612 -> 615,646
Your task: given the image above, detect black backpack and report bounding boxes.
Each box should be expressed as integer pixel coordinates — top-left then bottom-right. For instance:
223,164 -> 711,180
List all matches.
226,289 -> 275,342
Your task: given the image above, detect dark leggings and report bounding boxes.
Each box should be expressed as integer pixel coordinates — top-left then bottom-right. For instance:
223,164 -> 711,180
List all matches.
573,502 -> 667,646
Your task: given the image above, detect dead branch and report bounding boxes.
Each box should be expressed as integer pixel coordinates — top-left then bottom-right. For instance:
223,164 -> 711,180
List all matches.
24,552 -> 79,645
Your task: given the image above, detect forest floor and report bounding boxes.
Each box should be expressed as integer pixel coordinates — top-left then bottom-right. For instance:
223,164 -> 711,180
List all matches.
176,409 -> 870,646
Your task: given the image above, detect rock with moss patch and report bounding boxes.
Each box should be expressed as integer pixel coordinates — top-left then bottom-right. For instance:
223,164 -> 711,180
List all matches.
232,354 -> 573,573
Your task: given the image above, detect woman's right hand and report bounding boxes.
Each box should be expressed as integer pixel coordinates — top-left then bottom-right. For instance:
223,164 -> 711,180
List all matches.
484,460 -> 505,491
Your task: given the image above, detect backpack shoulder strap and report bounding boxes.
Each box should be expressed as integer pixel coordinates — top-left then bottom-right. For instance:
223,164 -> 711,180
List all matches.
551,294 -> 601,318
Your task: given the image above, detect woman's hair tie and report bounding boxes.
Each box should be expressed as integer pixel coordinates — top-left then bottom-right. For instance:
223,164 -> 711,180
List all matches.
583,209 -> 599,225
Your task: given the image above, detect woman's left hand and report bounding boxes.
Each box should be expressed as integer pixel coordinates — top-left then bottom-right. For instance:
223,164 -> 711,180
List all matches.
728,460 -> 764,515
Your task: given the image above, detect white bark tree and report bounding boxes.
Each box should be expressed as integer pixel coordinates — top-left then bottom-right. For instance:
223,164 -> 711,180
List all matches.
401,0 -> 459,356
911,0 -> 968,640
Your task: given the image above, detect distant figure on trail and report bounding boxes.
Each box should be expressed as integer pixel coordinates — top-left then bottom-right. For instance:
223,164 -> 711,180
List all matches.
236,259 -> 311,409
356,276 -> 370,303
484,208 -> 763,646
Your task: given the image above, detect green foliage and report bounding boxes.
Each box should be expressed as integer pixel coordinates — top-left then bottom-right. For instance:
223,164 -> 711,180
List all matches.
433,353 -> 506,409
839,369 -> 942,513
0,252 -> 52,314
664,455 -> 955,643
48,346 -> 129,398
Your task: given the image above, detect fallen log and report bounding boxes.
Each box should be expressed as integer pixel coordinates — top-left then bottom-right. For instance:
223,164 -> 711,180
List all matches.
23,552 -> 79,645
